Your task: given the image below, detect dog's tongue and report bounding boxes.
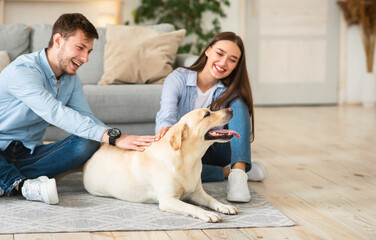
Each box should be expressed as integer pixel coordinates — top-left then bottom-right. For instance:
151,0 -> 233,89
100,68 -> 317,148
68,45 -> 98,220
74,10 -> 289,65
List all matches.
212,129 -> 240,139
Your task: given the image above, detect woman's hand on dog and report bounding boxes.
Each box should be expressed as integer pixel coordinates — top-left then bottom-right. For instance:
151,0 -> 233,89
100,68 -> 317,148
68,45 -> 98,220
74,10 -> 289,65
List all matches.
155,126 -> 170,141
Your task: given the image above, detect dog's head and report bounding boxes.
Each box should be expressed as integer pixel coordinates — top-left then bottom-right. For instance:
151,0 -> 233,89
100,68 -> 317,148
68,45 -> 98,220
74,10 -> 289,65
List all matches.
168,108 -> 240,151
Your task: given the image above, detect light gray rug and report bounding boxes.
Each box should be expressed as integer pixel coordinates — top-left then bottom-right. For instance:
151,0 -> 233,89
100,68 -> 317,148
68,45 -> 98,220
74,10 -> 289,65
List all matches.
0,173 -> 294,233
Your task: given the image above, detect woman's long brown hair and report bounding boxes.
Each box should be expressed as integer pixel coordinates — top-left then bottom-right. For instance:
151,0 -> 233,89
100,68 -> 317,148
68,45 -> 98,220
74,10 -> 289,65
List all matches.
186,32 -> 255,142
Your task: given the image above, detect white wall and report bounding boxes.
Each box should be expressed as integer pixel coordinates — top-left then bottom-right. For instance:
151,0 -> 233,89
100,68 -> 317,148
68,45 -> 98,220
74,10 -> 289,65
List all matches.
345,25 -> 375,104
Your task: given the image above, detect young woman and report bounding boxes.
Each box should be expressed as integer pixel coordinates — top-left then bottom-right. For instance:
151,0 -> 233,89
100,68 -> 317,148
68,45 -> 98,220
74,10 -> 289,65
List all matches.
155,32 -> 266,202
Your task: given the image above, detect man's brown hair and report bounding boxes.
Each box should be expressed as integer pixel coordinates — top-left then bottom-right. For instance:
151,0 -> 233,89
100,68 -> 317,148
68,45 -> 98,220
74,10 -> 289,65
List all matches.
48,13 -> 98,48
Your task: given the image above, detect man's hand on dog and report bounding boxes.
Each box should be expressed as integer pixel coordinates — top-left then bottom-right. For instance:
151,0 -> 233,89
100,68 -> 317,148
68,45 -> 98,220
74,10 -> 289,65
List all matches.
116,134 -> 156,151
102,130 -> 156,151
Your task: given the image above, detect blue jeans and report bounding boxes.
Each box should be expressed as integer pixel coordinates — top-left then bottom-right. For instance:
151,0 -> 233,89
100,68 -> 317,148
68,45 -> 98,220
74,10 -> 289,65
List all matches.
0,135 -> 100,195
201,99 -> 252,182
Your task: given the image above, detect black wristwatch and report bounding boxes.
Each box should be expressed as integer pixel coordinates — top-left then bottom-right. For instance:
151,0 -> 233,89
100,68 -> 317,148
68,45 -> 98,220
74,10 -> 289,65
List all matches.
108,128 -> 121,146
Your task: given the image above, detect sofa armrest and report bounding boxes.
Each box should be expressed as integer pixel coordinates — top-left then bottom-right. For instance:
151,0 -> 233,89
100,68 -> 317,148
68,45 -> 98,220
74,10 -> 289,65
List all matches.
174,54 -> 198,68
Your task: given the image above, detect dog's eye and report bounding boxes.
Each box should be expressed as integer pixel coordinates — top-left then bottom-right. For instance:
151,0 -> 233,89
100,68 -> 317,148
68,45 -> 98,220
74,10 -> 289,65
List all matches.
203,111 -> 211,118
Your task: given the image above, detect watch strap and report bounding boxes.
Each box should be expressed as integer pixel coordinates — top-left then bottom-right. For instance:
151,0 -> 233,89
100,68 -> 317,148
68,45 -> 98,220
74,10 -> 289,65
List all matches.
109,136 -> 116,146
108,128 -> 121,146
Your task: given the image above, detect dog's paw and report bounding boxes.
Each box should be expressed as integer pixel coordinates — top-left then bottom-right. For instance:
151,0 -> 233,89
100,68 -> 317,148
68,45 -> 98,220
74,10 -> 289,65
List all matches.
196,211 -> 222,223
216,204 -> 238,215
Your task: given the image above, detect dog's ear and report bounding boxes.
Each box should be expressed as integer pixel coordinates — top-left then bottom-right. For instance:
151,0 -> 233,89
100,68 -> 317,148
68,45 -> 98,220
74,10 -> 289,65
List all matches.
169,123 -> 189,151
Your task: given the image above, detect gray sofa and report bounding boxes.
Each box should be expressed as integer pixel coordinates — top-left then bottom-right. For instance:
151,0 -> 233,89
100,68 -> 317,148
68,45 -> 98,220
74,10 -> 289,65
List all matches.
0,23 -> 197,141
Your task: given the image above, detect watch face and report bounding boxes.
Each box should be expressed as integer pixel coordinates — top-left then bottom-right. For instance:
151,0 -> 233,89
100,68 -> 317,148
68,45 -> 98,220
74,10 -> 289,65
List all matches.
108,128 -> 121,137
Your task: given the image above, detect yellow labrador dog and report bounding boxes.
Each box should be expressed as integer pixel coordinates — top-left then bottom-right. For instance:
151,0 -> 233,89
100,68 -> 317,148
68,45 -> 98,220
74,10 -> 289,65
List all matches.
83,108 -> 240,222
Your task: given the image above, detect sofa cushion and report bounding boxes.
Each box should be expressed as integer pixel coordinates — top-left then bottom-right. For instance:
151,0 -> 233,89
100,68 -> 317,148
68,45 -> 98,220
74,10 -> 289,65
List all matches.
98,25 -> 186,85
30,24 -> 52,52
83,84 -> 163,123
0,24 -> 30,61
0,51 -> 10,72
144,23 -> 175,33
80,24 -> 175,85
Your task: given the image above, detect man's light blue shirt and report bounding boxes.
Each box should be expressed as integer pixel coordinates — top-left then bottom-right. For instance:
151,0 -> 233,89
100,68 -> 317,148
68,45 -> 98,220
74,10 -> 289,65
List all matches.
0,49 -> 108,153
155,68 -> 226,133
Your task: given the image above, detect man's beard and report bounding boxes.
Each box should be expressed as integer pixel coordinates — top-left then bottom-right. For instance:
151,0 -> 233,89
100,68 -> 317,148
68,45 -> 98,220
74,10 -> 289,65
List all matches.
57,43 -> 70,75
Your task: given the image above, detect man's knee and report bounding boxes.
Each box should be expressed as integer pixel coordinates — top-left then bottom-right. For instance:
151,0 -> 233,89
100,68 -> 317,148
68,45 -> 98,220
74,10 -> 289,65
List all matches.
62,137 -> 99,171
75,137 -> 100,155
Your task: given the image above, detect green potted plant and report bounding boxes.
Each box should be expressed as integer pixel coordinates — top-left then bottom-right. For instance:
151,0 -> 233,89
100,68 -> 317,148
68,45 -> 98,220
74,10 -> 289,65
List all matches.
132,0 -> 230,55
338,0 -> 376,107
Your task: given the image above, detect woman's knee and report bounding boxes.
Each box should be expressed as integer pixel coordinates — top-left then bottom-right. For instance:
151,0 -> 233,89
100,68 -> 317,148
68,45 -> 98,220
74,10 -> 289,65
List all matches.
229,98 -> 248,113
228,99 -> 250,129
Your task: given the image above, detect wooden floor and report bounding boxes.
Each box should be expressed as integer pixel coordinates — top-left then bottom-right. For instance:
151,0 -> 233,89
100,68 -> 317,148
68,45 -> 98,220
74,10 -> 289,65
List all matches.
1,106 -> 375,240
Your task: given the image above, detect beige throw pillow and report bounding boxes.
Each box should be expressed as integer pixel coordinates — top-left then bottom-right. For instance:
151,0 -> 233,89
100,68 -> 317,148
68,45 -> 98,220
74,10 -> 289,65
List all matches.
99,25 -> 186,85
0,51 -> 10,73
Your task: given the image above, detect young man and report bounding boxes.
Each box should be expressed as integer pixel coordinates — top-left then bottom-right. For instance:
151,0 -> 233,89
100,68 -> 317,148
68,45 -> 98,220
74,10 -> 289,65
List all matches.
0,13 -> 155,204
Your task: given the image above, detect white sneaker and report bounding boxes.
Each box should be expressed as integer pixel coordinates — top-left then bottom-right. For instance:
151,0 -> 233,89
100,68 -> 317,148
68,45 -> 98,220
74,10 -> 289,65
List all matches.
247,161 -> 266,182
21,176 -> 59,204
227,169 -> 251,202
0,188 -> 4,196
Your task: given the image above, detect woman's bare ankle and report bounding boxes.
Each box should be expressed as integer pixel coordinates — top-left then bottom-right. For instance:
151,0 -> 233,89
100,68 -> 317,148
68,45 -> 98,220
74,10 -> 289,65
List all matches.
232,162 -> 246,172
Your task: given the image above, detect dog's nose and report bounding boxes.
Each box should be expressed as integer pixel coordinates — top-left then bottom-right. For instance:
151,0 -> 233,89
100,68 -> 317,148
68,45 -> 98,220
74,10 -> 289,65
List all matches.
227,108 -> 233,113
